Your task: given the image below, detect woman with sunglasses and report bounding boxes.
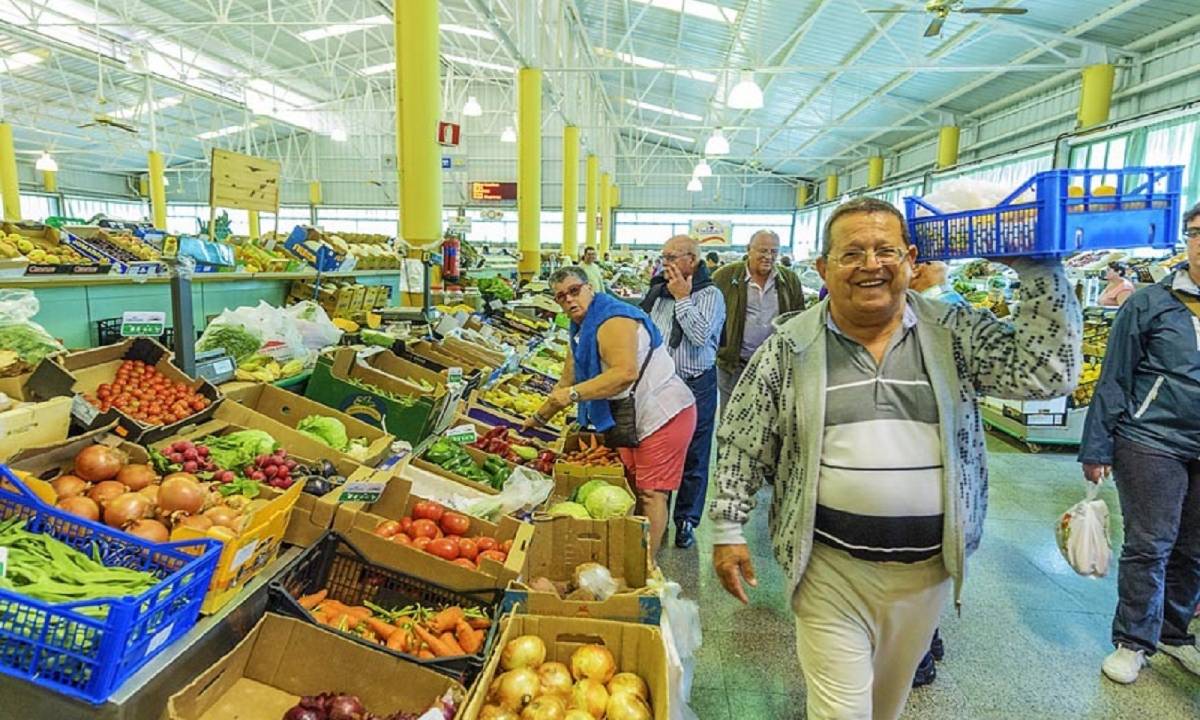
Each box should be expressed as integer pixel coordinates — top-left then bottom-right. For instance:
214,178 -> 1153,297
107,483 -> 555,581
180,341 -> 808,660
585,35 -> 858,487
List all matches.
526,266 -> 696,559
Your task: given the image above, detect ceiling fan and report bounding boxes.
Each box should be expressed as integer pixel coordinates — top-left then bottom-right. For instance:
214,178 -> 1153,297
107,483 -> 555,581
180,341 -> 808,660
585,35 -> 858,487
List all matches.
77,115 -> 139,134
866,1 -> 1028,38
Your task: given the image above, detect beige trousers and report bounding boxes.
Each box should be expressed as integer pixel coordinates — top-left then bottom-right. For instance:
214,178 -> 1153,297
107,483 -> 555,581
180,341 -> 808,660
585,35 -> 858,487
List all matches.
793,543 -> 951,720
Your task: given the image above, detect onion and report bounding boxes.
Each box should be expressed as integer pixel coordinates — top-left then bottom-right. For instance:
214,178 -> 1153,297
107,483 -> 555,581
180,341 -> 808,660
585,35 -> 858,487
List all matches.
127,518 -> 169,542
607,673 -> 648,702
494,668 -> 540,711
73,445 -> 124,483
501,634 -> 547,671
327,695 -> 365,720
158,474 -> 205,515
116,464 -> 158,491
175,514 -> 213,532
57,496 -> 100,522
605,691 -> 651,720
138,484 -> 159,505
88,480 -> 127,506
570,645 -> 615,684
537,662 -> 574,697
479,706 -> 520,720
563,711 -> 594,720
570,679 -> 608,719
51,474 -> 88,499
521,694 -> 567,720
202,505 -> 242,530
104,492 -> 150,528
283,708 -> 321,720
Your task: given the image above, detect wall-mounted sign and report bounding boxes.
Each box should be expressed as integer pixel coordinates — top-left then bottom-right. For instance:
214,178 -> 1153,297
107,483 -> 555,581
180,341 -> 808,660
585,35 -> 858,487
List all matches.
470,181 -> 518,201
690,219 -> 730,245
442,156 -> 452,170
438,121 -> 461,147
210,148 -> 281,213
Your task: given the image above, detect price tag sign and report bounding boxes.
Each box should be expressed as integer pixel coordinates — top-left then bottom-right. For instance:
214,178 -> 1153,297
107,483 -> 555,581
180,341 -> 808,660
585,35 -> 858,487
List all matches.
120,311 -> 166,338
339,481 -> 387,503
72,394 -> 100,424
445,423 -> 477,445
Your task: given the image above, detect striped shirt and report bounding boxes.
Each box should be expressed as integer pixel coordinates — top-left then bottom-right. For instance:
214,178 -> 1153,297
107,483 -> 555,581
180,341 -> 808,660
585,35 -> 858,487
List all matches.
816,306 -> 944,563
648,285 -> 726,379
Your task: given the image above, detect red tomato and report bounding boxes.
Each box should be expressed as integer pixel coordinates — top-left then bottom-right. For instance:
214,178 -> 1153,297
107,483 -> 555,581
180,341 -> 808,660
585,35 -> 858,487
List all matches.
451,558 -> 476,570
458,538 -> 478,562
399,517 -> 413,534
500,539 -> 514,554
427,538 -> 460,561
410,519 -> 439,540
412,501 -> 445,522
478,550 -> 506,565
444,535 -> 461,544
392,533 -> 413,545
439,512 -> 471,537
374,520 -> 401,538
412,537 -> 431,551
475,536 -> 498,552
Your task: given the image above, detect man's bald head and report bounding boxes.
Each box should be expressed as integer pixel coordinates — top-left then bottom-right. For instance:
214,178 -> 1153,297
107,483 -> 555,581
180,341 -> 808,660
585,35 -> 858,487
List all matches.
663,234 -> 700,280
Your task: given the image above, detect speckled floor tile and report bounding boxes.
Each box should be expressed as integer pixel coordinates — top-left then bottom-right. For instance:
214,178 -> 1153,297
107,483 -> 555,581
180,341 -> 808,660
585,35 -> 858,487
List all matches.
723,690 -> 806,720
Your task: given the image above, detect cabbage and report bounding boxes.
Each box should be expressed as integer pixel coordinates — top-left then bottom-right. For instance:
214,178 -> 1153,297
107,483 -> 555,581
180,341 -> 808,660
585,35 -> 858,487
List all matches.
573,479 -> 611,505
297,414 -> 349,450
546,501 -> 591,519
583,485 -> 635,519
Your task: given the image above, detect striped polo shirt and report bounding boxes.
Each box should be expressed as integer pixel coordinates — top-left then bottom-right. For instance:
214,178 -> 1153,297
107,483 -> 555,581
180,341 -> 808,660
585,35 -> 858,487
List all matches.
815,307 -> 944,563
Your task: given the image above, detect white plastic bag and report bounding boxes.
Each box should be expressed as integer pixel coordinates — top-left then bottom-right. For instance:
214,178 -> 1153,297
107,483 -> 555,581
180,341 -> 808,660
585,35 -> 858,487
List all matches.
285,300 -> 343,351
916,177 -> 1036,216
464,465 -> 554,520
575,564 -> 619,601
654,580 -> 702,720
1056,482 -> 1112,577
0,289 -> 65,372
198,301 -> 310,364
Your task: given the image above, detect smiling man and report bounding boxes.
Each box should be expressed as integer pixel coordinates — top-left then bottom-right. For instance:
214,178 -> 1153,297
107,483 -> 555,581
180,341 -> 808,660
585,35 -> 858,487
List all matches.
709,197 -> 1082,720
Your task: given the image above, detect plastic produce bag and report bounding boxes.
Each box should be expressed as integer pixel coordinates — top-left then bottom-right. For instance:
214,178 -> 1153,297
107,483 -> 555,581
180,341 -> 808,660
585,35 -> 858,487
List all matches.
1056,482 -> 1112,577
285,300 -> 343,351
464,465 -> 553,521
0,289 -> 65,376
915,177 -> 1036,216
197,301 -> 309,364
652,580 -> 702,720
575,563 -> 619,601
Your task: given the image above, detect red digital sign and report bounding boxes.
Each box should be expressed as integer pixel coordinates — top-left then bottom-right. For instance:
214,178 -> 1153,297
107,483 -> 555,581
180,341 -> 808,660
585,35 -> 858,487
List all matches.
470,181 -> 518,201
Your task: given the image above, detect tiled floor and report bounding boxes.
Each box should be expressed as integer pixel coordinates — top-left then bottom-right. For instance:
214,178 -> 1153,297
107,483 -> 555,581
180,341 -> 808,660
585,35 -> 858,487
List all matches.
658,434 -> 1200,720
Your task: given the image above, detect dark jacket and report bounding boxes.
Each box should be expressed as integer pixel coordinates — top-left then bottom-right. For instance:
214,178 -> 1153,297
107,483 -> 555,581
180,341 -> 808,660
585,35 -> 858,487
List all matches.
640,260 -> 714,350
712,262 -> 806,373
1079,267 -> 1200,465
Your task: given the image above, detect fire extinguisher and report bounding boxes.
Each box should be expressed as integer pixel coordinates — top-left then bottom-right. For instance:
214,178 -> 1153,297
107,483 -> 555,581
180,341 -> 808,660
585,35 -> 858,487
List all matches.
442,235 -> 460,283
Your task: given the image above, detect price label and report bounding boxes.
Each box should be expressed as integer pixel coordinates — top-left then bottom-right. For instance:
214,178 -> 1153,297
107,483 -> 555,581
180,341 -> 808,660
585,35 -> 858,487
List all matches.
445,423 -> 477,445
447,367 -> 464,384
339,481 -> 387,503
72,394 -> 100,424
120,311 -> 166,338
0,547 -> 8,579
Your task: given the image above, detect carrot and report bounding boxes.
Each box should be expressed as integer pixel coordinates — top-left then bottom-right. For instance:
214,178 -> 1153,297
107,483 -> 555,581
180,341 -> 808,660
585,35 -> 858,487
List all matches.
413,624 -> 456,657
430,606 -> 465,634
456,620 -> 483,654
320,600 -> 371,620
417,648 -> 435,659
364,616 -> 397,641
298,589 -> 328,610
439,631 -> 466,656
467,617 -> 492,630
386,627 -> 410,652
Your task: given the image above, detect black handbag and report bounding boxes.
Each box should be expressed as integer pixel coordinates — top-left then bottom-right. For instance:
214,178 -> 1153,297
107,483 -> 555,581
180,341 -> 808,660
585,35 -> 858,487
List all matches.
603,346 -> 655,448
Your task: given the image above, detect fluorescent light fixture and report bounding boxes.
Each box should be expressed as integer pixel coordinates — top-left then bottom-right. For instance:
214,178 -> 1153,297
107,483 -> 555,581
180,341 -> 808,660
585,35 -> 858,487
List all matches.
595,48 -> 716,83
693,159 -> 712,178
297,14 -> 389,42
444,54 -> 514,73
35,151 -> 57,172
727,71 -> 763,110
637,126 -> 695,144
687,177 -> 703,192
440,24 -> 493,40
0,51 -> 45,73
462,96 -> 483,117
109,95 -> 183,120
197,123 -> 255,140
624,99 -> 702,122
704,129 -> 730,156
360,62 -> 395,76
500,126 -> 517,143
162,174 -> 170,187
331,128 -> 348,142
632,0 -> 737,23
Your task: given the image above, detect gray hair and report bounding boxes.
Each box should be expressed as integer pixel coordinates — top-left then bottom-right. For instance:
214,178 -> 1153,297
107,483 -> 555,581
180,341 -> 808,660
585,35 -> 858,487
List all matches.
749,229 -> 781,245
549,266 -> 589,286
820,197 -> 911,257
666,234 -> 699,254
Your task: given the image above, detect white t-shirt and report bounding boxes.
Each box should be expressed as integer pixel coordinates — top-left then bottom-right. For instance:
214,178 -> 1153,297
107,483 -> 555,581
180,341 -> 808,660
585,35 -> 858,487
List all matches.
602,324 -> 695,440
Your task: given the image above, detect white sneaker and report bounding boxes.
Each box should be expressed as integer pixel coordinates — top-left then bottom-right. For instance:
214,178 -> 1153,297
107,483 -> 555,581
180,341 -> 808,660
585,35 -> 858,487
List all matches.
1158,642 -> 1200,676
1102,646 -> 1146,684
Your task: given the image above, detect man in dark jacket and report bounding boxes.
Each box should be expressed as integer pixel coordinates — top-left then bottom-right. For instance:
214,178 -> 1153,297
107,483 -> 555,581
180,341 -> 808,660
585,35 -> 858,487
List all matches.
712,229 -> 806,415
1079,202 -> 1200,685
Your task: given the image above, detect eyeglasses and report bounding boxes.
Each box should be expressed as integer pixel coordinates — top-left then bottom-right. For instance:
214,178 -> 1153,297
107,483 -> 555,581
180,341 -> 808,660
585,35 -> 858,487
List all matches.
553,283 -> 588,305
750,247 -> 780,258
661,252 -> 694,264
829,246 -> 907,268
1184,227 -> 1200,240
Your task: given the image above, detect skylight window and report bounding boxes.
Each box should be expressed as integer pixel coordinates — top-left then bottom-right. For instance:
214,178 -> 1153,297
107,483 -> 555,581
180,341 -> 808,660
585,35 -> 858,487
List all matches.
297,15 -> 390,42
630,0 -> 737,24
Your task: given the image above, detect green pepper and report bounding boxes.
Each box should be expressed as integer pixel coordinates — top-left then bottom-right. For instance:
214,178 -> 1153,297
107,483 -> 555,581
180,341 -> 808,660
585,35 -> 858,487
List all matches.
425,440 -> 454,463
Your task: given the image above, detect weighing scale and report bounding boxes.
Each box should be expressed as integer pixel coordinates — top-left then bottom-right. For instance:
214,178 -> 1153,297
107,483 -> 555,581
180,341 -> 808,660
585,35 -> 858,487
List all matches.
192,349 -> 236,385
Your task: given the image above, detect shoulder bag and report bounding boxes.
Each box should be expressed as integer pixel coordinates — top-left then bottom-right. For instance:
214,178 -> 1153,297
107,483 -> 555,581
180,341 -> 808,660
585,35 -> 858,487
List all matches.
603,345 -> 655,448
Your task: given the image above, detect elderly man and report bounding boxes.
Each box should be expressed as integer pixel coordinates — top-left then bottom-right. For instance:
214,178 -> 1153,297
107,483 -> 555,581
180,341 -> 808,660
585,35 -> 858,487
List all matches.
710,197 -> 1081,720
579,246 -> 605,292
641,234 -> 725,549
712,229 -> 806,416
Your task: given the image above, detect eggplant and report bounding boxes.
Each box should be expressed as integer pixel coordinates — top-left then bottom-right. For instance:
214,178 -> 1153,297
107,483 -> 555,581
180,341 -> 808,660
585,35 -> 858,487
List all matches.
301,475 -> 333,497
327,475 -> 347,487
320,459 -> 338,478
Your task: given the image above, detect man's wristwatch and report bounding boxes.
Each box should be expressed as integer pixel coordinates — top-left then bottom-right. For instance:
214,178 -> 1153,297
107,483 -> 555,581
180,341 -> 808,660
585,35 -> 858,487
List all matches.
568,386 -> 581,403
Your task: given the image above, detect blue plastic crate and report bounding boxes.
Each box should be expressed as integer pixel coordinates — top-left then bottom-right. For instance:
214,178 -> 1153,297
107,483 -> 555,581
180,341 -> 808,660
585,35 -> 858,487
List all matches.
904,165 -> 1184,261
0,467 -> 221,704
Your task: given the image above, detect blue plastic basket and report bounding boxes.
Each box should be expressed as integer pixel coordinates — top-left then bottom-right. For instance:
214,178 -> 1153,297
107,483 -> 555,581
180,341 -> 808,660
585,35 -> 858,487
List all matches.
904,165 -> 1184,261
0,466 -> 221,704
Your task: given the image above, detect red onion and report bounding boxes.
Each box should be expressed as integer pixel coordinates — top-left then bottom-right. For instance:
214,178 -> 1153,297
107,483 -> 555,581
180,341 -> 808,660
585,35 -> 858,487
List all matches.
328,695 -> 366,720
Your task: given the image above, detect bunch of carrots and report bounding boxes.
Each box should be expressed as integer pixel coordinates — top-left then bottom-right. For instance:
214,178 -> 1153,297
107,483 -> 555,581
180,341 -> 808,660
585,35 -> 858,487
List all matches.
298,589 -> 491,659
560,435 -> 621,466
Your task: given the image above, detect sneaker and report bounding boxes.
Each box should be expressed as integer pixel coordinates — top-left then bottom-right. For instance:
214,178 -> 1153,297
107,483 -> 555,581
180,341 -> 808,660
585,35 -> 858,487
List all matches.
930,631 -> 945,662
912,652 -> 937,688
674,521 -> 696,549
1158,642 -> 1200,676
1102,646 -> 1146,684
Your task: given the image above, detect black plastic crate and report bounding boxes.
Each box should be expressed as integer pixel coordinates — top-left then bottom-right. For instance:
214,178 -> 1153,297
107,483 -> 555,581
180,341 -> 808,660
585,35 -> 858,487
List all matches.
267,531 -> 503,685
95,317 -> 175,349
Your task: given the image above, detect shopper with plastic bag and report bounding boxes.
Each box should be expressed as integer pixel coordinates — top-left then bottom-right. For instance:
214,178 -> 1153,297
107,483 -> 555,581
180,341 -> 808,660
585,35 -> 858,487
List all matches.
1078,202 -> 1200,685
0,289 -> 65,376
1056,481 -> 1112,577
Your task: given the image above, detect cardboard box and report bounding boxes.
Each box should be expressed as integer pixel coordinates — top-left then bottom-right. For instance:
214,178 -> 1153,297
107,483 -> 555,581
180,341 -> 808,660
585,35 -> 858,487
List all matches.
7,426 -> 145,505
332,475 -> 533,593
554,431 -> 627,484
465,404 -> 557,444
305,348 -> 454,445
410,442 -> 507,496
462,614 -> 668,720
168,613 -> 465,720
260,460 -> 386,548
502,516 -> 660,625
283,225 -> 346,272
0,396 -> 71,462
223,382 -> 396,465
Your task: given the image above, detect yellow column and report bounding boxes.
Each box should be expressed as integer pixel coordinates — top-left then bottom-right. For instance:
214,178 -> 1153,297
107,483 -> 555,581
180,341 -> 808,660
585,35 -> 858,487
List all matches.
308,181 -> 322,206
517,68 -> 542,279
0,124 -> 21,222
936,126 -> 960,169
599,171 -> 612,258
248,210 -> 260,240
796,184 -> 810,209
562,126 -> 580,260
147,150 -> 167,230
585,154 -> 599,255
609,184 -> 620,209
825,174 -> 839,202
42,170 -> 57,193
396,0 -> 442,251
1078,63 -> 1116,128
868,157 -> 885,189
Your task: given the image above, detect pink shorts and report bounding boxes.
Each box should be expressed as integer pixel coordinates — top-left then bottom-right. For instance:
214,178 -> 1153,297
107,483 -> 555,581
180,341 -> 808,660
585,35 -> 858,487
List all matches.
618,404 -> 697,492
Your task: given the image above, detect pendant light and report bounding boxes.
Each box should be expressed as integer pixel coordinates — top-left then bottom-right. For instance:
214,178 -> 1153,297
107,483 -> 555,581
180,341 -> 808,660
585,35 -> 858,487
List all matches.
704,129 -> 730,156
462,95 -> 483,117
686,177 -> 702,192
35,151 -> 58,172
693,158 -> 712,178
500,126 -> 517,143
727,71 -> 763,110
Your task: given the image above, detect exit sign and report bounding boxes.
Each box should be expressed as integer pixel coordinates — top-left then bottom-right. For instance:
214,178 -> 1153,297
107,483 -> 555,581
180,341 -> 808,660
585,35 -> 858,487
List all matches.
470,181 -> 517,201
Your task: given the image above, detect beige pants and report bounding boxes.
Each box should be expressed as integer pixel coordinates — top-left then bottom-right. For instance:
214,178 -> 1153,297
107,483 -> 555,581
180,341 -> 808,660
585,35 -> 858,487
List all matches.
793,543 -> 951,720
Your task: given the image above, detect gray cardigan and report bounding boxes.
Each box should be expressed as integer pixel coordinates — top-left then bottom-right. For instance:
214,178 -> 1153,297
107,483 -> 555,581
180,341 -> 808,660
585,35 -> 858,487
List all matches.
710,259 -> 1082,606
